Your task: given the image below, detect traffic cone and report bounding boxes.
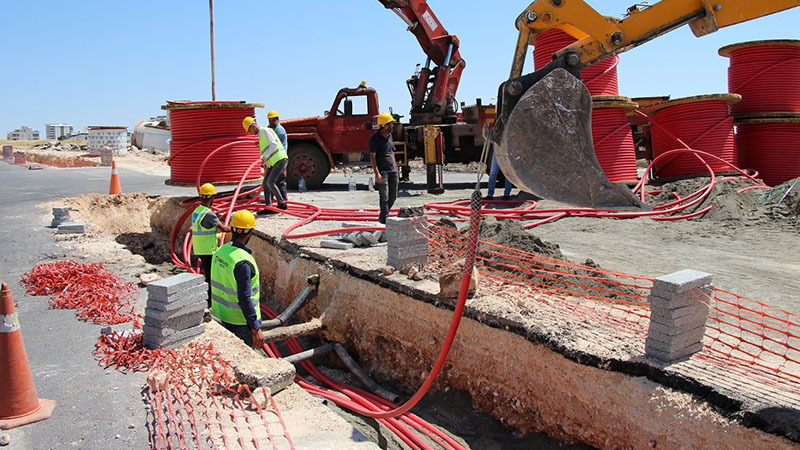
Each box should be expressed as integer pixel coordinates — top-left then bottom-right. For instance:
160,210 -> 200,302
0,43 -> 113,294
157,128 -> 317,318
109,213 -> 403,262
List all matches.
0,283 -> 56,430
109,159 -> 122,195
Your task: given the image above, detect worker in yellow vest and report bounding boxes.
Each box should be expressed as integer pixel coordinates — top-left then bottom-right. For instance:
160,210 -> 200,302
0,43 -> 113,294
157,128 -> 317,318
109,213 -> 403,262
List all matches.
192,183 -> 231,307
243,116 -> 289,215
210,210 -> 265,349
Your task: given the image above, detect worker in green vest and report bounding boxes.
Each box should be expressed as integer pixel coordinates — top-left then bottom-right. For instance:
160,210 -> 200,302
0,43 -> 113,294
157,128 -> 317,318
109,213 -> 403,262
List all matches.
192,183 -> 231,307
243,116 -> 289,215
210,209 -> 264,349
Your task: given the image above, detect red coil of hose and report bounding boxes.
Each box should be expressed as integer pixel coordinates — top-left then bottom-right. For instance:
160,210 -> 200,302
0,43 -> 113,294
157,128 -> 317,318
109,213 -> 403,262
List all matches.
650,100 -> 736,179
722,42 -> 800,115
591,107 -> 638,183
533,28 -> 620,96
736,120 -> 800,186
167,103 -> 261,183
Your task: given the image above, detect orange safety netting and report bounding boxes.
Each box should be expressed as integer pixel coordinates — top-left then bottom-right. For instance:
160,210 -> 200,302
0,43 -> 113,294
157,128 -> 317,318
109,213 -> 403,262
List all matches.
424,220 -> 800,394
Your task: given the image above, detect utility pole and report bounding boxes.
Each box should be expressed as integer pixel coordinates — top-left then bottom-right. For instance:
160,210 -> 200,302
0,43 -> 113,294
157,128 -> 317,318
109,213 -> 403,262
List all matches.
209,0 -> 216,101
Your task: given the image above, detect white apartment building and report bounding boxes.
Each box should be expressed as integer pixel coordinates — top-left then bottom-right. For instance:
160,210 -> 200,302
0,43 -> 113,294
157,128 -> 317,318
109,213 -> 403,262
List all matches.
88,126 -> 128,154
46,123 -> 74,140
6,126 -> 40,141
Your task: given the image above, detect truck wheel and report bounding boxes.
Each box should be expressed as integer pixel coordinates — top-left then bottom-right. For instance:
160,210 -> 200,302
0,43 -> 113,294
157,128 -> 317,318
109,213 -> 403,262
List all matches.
287,143 -> 330,189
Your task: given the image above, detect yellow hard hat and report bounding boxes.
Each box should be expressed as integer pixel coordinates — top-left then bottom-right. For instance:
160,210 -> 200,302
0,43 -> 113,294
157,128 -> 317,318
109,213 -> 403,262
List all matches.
267,110 -> 279,119
377,112 -> 395,127
199,183 -> 216,197
242,116 -> 256,132
230,210 -> 256,231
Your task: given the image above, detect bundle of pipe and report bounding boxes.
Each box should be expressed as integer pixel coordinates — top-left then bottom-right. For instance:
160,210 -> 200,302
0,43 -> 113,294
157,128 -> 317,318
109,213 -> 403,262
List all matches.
735,117 -> 800,186
719,40 -> 800,116
644,94 -> 740,180
591,96 -> 639,183
164,101 -> 263,184
533,28 -> 620,96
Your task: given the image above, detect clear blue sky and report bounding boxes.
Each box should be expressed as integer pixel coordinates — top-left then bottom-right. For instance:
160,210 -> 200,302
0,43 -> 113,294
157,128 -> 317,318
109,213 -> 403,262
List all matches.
1,1 -> 798,136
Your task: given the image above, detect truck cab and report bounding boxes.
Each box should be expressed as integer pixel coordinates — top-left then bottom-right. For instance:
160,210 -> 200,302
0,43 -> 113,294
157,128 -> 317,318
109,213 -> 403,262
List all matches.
280,84 -> 381,189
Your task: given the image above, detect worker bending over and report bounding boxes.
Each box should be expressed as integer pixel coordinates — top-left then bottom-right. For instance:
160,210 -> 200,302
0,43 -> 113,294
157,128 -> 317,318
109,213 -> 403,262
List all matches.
192,183 -> 231,307
370,112 -> 399,224
210,210 -> 265,349
266,110 -> 288,207
243,116 -> 289,215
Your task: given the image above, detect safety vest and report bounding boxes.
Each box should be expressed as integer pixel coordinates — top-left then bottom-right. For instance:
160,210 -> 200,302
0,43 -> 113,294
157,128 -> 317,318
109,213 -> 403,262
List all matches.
259,126 -> 288,168
191,205 -> 218,256
210,243 -> 261,326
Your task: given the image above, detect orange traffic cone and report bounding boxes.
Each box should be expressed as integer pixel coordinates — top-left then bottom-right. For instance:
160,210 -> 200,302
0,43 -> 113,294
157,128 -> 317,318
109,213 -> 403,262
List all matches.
109,159 -> 122,195
0,283 -> 56,430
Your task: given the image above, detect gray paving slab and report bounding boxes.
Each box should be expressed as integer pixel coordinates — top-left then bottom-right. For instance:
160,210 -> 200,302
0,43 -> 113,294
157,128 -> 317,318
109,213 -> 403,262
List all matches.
146,272 -> 204,298
147,283 -> 207,306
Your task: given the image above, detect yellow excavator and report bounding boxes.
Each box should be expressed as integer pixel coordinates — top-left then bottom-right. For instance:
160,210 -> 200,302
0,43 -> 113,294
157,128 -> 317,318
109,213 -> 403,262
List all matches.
491,0 -> 799,210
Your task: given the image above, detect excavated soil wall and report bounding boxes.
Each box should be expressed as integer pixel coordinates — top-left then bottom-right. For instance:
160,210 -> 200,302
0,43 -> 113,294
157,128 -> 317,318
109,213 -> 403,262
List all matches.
238,229 -> 794,450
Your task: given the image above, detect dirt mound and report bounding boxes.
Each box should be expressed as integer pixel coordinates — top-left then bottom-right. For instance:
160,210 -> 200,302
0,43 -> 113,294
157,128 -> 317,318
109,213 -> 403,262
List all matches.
476,216 -> 564,260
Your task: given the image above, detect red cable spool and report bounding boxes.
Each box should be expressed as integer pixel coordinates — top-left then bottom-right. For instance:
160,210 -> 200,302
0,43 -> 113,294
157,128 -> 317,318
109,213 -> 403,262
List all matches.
591,96 -> 639,183
735,116 -> 800,186
719,40 -> 800,116
164,101 -> 264,185
533,28 -> 620,96
644,94 -> 740,180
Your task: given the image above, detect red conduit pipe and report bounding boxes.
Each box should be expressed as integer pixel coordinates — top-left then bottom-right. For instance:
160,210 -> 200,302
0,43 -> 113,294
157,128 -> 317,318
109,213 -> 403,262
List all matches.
533,28 -> 620,96
721,43 -> 800,115
591,108 -> 639,183
736,121 -> 800,186
649,100 -> 737,179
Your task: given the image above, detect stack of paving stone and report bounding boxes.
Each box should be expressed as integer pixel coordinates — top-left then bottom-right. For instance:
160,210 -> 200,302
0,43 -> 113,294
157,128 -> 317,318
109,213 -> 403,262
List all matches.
99,149 -> 113,167
320,222 -> 385,250
143,273 -> 207,349
51,206 -> 72,228
645,269 -> 712,363
2,145 -> 12,163
385,217 -> 428,268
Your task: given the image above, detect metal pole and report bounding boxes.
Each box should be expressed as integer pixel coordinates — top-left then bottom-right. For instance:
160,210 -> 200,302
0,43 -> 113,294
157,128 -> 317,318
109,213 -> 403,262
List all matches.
209,0 -> 216,101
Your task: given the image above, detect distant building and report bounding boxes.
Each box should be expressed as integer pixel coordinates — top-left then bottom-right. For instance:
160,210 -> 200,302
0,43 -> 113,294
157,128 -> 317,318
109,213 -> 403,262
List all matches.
68,130 -> 89,142
6,126 -> 40,141
88,126 -> 128,155
45,123 -> 74,141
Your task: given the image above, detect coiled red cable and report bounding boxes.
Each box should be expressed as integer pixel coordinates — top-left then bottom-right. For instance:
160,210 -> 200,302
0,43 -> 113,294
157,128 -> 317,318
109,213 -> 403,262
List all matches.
591,108 -> 638,183
533,28 -> 620,96
650,100 -> 736,179
736,121 -> 800,186
167,103 -> 261,183
725,44 -> 800,115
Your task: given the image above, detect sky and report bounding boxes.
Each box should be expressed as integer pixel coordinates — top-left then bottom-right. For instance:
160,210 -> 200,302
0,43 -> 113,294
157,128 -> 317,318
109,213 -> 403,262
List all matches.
1,1 -> 799,136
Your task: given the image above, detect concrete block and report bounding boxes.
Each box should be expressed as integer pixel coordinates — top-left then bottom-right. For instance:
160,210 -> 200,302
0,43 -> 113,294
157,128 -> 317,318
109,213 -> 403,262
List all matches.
374,230 -> 385,243
388,243 -> 428,259
145,300 -> 206,321
57,222 -> 88,234
144,309 -> 205,332
650,304 -> 709,330
147,273 -> 205,300
646,341 -> 704,363
341,222 -> 370,229
344,233 -> 366,247
320,239 -> 355,250
361,231 -> 379,246
2,145 -> 12,161
143,323 -> 205,349
651,269 -> 712,296
648,320 -> 707,338
147,286 -> 207,311
646,327 -> 706,352
387,255 -> 428,269
649,285 -> 714,310
650,301 -> 709,321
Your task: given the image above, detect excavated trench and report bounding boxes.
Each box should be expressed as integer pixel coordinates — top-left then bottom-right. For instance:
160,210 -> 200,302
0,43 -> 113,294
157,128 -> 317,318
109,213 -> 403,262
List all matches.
65,192 -> 800,449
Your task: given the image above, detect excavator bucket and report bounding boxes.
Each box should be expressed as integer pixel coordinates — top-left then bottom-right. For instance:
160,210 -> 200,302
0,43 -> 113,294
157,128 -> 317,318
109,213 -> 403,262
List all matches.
493,68 -> 647,210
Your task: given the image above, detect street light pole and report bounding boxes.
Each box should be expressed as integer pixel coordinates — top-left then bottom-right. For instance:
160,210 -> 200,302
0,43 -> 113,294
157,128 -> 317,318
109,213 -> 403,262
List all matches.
209,0 -> 216,101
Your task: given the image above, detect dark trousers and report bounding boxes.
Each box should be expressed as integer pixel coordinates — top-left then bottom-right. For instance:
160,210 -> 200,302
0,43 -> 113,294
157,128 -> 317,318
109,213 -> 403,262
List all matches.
198,254 -> 213,308
263,158 -> 288,206
378,171 -> 398,223
221,321 -> 254,347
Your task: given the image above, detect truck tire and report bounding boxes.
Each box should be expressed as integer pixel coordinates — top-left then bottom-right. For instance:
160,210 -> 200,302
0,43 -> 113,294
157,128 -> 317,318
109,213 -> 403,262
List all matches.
287,143 -> 330,189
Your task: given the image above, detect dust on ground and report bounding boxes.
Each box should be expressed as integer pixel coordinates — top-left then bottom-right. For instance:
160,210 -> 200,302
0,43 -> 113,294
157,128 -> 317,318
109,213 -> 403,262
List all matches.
15,141 -> 170,176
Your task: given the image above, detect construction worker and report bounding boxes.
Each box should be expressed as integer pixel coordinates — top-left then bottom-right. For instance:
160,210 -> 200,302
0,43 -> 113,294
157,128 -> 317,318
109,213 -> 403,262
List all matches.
486,153 -> 514,201
243,116 -> 288,215
192,183 -> 231,307
369,112 -> 399,224
210,210 -> 265,349
266,110 -> 288,207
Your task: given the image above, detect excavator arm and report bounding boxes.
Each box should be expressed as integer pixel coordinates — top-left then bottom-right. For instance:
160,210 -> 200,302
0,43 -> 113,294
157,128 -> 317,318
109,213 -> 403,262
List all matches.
492,0 -> 800,209
379,0 -> 465,123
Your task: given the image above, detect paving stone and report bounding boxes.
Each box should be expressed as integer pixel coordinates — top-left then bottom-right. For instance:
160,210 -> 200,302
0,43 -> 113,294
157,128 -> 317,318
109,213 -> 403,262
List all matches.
145,300 -> 206,321
147,273 -> 205,299
648,285 -> 714,310
144,309 -> 205,332
57,222 -> 88,234
648,319 -> 707,338
649,305 -> 709,329
340,222 -> 370,229
344,233 -> 366,247
388,243 -> 428,259
147,288 -> 207,311
320,239 -> 355,250
374,230 -> 385,242
646,341 -> 704,363
651,269 -> 712,295
361,231 -> 379,246
646,327 -> 706,352
650,302 -> 709,322
387,255 -> 427,269
143,323 -> 205,349
147,281 -> 207,304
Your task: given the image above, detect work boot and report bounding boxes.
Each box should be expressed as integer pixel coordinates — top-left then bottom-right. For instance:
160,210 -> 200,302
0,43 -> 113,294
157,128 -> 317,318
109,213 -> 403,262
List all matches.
277,203 -> 288,210
257,209 -> 278,216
